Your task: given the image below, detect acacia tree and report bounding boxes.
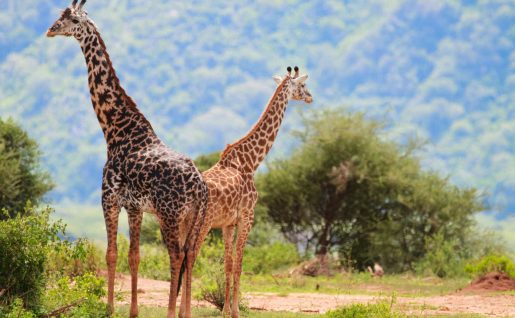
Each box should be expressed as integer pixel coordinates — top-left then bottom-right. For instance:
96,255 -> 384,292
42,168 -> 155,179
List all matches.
257,109 -> 483,270
0,118 -> 53,217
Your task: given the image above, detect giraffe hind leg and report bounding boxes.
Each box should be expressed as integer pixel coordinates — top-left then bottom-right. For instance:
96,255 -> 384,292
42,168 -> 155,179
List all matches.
231,217 -> 253,318
103,203 -> 120,316
222,225 -> 236,317
127,209 -> 143,318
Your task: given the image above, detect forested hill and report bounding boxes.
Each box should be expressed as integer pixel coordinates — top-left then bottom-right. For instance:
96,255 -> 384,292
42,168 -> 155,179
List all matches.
1,1 -> 514,227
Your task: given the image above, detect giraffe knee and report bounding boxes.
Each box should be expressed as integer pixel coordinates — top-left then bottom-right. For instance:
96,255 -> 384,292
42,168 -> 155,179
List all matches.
106,249 -> 117,266
128,250 -> 140,270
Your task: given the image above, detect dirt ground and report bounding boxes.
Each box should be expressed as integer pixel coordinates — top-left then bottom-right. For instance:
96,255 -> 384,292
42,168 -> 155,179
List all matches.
113,275 -> 515,317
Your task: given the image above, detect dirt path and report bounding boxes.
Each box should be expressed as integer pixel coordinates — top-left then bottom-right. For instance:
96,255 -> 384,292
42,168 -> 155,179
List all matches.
113,275 -> 515,317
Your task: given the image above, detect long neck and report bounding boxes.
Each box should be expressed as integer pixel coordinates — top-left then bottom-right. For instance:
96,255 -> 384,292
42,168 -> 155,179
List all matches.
220,81 -> 290,173
77,23 -> 158,151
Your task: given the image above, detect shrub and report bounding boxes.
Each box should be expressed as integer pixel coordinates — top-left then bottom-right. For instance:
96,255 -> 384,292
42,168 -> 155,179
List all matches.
465,254 -> 515,278
325,300 -> 404,318
414,232 -> 466,278
243,242 -> 300,274
115,235 -> 170,280
0,205 -> 102,314
43,273 -> 107,317
0,206 -> 66,310
0,298 -> 36,318
195,255 -> 248,313
196,257 -> 226,311
46,238 -> 102,278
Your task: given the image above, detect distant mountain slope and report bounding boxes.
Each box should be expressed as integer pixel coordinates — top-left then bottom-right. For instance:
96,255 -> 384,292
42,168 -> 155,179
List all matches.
1,1 -> 514,234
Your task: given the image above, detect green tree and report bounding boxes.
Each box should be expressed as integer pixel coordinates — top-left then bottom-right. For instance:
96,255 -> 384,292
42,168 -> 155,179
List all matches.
0,118 -> 53,217
194,151 -> 221,172
257,108 -> 484,271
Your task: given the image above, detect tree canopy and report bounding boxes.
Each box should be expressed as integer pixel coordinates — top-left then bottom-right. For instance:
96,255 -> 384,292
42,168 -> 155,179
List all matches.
257,109 -> 484,271
0,118 -> 53,217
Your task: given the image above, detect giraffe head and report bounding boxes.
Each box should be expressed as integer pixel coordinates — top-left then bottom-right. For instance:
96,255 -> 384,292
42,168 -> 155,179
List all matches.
273,66 -> 313,104
46,0 -> 92,38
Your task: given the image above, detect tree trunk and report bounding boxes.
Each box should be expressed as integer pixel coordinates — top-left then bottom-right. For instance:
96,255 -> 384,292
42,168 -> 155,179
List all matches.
315,223 -> 331,276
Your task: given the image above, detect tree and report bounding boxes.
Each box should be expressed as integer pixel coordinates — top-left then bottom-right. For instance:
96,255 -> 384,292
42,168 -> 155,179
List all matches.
257,108 -> 484,271
0,118 -> 53,217
194,152 -> 221,172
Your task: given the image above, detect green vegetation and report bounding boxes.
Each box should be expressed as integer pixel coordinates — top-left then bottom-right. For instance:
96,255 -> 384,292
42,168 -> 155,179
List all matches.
326,300 -> 404,318
0,119 -> 53,218
0,206 -> 105,317
465,254 -> 515,278
116,306 -> 320,317
1,109 -> 513,317
258,109 -> 485,272
240,273 -> 469,297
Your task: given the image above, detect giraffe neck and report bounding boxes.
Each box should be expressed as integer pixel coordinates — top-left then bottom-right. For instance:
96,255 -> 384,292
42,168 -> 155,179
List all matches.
220,81 -> 290,173
76,23 -> 159,152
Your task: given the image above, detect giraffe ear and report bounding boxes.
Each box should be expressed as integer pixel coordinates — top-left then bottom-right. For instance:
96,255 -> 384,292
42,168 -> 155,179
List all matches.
293,74 -> 308,84
273,76 -> 282,84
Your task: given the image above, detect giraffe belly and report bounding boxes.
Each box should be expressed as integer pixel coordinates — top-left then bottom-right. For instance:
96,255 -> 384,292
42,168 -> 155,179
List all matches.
211,208 -> 238,228
118,188 -> 156,213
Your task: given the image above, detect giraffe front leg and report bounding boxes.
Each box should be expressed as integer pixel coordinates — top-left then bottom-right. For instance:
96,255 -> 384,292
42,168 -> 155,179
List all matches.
222,226 -> 235,318
161,224 -> 184,318
127,210 -> 143,318
103,203 -> 120,316
231,219 -> 253,318
179,220 -> 212,318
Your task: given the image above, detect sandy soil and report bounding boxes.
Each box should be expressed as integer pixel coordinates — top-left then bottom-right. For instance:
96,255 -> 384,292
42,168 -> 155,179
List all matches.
113,275 -> 515,317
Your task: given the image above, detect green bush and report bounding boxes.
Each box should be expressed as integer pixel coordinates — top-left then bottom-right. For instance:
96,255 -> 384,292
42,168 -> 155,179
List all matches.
243,242 -> 300,274
195,254 -> 248,313
0,205 -> 103,315
325,301 -> 404,318
43,272 -> 107,318
0,298 -> 36,318
46,238 -> 102,278
0,206 -> 66,310
115,235 -> 170,280
414,232 -> 466,278
465,254 -> 515,278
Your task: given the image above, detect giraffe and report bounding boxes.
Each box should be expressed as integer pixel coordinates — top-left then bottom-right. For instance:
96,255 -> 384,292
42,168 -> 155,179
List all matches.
179,66 -> 313,318
46,1 -> 208,317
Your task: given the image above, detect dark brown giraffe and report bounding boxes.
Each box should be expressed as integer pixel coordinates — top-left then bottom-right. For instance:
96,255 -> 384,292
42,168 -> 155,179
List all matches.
46,1 -> 207,317
179,66 -> 313,318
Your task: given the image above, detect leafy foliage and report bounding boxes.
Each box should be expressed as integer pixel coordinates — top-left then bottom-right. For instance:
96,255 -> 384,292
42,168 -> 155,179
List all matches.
243,242 -> 299,274
0,298 -> 36,318
0,206 -> 65,309
465,254 -> 515,278
325,300 -> 404,318
0,205 -> 100,313
258,108 -> 484,271
194,151 -> 221,172
414,227 -> 510,278
0,118 -> 53,217
43,273 -> 107,318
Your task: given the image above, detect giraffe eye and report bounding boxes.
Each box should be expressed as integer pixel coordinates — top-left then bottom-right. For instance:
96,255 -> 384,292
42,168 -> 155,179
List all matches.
71,18 -> 80,24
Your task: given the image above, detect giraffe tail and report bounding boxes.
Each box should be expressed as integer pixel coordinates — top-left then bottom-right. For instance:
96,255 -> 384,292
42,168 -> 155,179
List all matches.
177,181 -> 209,295
177,250 -> 187,295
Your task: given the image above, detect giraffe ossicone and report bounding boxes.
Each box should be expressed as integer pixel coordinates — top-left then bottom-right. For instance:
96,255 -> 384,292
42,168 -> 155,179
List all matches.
46,1 -> 208,318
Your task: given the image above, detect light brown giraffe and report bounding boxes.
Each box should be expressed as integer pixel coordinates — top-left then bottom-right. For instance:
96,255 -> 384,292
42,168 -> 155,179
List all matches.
179,66 -> 313,318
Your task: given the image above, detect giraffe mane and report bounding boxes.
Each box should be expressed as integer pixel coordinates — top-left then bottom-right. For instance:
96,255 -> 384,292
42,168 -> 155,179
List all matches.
220,77 -> 288,160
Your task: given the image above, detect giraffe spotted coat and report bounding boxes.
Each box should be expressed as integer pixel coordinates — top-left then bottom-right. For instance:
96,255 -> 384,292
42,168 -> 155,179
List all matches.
180,68 -> 313,318
47,2 -> 207,318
